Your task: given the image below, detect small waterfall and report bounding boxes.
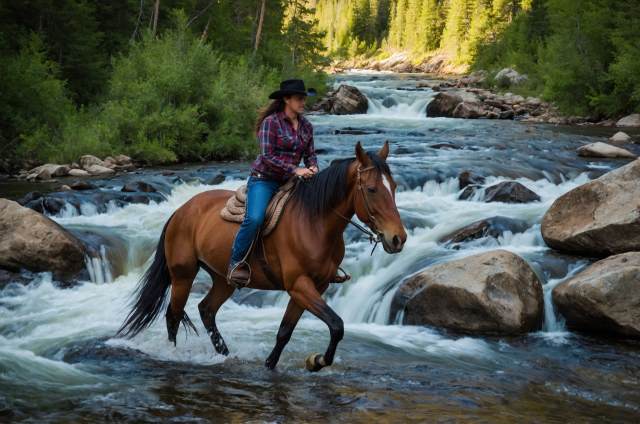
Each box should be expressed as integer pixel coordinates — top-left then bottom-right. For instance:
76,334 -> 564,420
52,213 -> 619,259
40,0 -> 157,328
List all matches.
542,260 -> 590,332
84,245 -> 113,284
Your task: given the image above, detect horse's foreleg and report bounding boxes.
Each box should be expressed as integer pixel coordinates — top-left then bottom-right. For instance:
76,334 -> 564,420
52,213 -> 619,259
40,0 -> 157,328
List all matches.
289,276 -> 344,372
198,277 -> 235,356
265,298 -> 304,370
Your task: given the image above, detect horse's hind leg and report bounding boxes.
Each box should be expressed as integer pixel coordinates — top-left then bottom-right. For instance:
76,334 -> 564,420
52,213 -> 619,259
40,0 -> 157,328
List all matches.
166,262 -> 199,346
198,274 -> 235,355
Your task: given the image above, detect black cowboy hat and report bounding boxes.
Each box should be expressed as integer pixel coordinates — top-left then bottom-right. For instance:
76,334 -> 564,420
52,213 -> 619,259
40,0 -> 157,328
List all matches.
268,79 -> 316,99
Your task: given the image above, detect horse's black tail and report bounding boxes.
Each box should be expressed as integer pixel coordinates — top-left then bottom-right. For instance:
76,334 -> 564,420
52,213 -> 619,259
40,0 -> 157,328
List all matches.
117,213 -> 196,339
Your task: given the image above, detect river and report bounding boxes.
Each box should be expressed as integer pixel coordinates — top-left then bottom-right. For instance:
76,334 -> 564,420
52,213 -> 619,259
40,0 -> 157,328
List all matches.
1,72 -> 639,422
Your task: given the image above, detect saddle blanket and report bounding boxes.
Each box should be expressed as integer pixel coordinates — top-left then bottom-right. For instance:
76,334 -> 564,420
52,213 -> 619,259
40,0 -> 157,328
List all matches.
219,176 -> 298,237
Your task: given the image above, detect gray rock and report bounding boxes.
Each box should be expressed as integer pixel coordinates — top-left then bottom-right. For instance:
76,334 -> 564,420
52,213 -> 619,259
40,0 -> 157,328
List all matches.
393,249 -> 544,335
312,85 -> 368,115
577,142 -> 636,159
426,92 -> 463,117
541,158 -> 640,256
553,252 -> 640,338
495,68 -> 528,88
0,199 -> 86,280
484,181 -> 541,203
609,131 -> 631,144
439,216 -> 530,244
616,113 -> 640,127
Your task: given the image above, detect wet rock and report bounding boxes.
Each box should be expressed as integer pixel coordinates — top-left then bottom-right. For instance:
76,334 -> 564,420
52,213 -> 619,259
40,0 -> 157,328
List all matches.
609,131 -> 631,144
0,199 -> 86,281
60,185 -> 71,191
439,216 -> 530,244
121,181 -> 157,193
80,155 -> 105,169
429,143 -> 461,150
495,68 -> 528,88
70,180 -> 97,190
452,102 -> 487,119
553,252 -> 640,338
457,70 -> 487,87
22,190 -> 165,216
458,170 -> 485,189
616,113 -> 640,127
393,146 -> 413,154
17,191 -> 43,206
26,164 -> 70,180
85,164 -> 116,176
334,127 -> 383,135
393,249 -> 543,335
208,173 -> 226,185
458,184 -> 481,200
382,96 -> 398,107
577,142 -> 636,159
484,181 -> 541,203
426,92 -> 463,117
499,109 -> 515,120
312,85 -> 368,115
68,168 -> 90,177
541,158 -> 640,256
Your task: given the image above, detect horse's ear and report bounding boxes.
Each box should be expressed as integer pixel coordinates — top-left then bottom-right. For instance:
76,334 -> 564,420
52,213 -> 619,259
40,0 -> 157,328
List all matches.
355,141 -> 371,166
378,140 -> 389,160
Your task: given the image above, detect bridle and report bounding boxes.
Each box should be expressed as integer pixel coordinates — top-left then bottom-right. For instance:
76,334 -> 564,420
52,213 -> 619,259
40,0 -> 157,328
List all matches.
332,164 -> 384,256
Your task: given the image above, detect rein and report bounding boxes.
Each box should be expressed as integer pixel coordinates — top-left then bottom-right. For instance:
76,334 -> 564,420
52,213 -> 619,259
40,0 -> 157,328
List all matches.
332,164 -> 383,256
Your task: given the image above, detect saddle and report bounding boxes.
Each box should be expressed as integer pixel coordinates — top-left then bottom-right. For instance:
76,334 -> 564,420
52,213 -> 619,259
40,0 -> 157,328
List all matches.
220,175 -> 351,287
219,176 -> 299,237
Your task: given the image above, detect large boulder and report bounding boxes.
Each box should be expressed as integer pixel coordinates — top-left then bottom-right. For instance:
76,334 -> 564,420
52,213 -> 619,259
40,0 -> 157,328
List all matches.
426,92 -> 463,117
484,181 -> 541,203
495,68 -> 528,88
553,252 -> 640,338
85,164 -> 116,176
541,158 -> 640,256
26,164 -> 70,180
79,155 -> 106,169
0,198 -> 87,280
609,131 -> 631,144
312,85 -> 368,115
616,113 -> 640,127
452,102 -> 487,119
392,249 -> 544,335
576,142 -> 636,159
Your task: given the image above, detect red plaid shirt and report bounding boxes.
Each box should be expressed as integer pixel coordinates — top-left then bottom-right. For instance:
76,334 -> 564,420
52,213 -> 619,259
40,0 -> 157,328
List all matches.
251,111 -> 318,182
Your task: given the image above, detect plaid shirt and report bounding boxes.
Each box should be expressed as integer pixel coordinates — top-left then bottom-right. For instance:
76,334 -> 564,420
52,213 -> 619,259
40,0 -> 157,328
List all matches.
251,111 -> 318,182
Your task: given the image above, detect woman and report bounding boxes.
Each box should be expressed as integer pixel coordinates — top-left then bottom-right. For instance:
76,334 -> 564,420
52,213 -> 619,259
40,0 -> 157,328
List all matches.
227,79 -> 319,287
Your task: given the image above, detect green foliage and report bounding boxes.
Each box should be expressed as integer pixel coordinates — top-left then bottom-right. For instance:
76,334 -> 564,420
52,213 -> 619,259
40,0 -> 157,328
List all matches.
0,32 -> 75,168
0,1 -> 327,169
472,0 -> 640,117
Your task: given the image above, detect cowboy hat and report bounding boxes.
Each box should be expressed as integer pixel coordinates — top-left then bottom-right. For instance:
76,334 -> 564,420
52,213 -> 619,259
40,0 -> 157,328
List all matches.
268,79 -> 317,99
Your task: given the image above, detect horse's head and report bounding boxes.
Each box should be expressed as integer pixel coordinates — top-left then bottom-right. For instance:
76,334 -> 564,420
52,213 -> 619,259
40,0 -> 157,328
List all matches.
352,141 -> 407,253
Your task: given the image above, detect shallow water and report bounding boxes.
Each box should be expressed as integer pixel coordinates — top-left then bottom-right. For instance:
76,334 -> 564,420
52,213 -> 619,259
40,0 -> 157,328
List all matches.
2,72 -> 640,422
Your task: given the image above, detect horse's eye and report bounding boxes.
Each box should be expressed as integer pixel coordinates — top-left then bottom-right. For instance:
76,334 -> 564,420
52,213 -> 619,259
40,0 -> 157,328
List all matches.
367,187 -> 377,193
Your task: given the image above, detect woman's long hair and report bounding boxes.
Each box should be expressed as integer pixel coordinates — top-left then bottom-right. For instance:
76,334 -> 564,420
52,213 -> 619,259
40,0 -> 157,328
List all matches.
255,98 -> 285,134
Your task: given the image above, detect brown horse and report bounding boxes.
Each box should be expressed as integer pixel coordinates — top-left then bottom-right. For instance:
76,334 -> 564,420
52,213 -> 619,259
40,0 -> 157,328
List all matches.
117,141 -> 407,372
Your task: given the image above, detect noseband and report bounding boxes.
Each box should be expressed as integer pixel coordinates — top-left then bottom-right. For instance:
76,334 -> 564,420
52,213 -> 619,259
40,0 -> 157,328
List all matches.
333,164 -> 384,255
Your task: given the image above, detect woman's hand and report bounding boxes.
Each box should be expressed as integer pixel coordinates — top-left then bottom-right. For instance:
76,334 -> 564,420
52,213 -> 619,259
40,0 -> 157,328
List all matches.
308,165 -> 319,174
294,167 -> 315,179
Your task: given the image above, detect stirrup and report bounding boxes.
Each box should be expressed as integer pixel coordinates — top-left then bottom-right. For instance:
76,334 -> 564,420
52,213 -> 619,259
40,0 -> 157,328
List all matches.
227,260 -> 251,289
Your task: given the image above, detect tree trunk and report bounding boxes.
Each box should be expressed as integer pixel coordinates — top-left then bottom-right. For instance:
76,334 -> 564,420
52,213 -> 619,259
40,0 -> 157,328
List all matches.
253,0 -> 267,54
152,0 -> 160,36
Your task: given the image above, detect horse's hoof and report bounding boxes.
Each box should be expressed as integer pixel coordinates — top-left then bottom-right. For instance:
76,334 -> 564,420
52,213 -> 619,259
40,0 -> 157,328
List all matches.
305,353 -> 325,372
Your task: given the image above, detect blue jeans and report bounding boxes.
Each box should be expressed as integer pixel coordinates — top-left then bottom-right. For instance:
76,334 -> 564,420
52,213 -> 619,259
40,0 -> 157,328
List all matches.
229,175 -> 282,266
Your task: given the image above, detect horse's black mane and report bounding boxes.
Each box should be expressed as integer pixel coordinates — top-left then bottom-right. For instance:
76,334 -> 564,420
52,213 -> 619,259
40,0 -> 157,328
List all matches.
290,151 -> 390,221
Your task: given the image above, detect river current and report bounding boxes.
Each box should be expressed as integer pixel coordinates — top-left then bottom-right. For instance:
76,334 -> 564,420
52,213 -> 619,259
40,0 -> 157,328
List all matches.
1,72 -> 639,422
